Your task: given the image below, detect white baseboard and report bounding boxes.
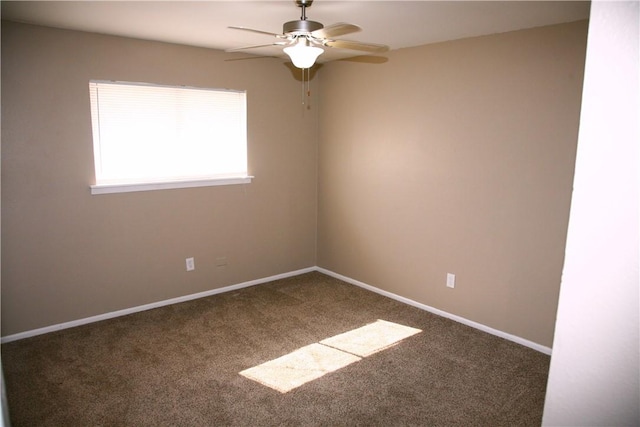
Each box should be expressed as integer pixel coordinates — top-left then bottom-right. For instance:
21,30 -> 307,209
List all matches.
1,266 -> 553,355
0,267 -> 316,344
316,267 -> 553,355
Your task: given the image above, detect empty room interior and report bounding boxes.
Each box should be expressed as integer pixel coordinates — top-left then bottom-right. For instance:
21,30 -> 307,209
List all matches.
1,1 -> 638,426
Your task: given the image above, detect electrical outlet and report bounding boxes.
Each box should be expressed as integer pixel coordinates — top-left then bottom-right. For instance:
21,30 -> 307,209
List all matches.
186,257 -> 195,271
446,273 -> 455,288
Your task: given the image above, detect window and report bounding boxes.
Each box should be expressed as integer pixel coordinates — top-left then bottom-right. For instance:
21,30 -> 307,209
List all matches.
89,80 -> 251,195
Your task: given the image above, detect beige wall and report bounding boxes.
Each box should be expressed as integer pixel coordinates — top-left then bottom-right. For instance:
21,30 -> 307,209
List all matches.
317,21 -> 588,348
2,20 -> 588,348
1,22 -> 318,336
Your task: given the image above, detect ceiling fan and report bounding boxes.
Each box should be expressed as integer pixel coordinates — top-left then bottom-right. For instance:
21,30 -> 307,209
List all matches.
227,0 -> 389,69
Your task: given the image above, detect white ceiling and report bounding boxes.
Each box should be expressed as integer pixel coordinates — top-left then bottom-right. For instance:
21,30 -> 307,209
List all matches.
1,1 -> 591,63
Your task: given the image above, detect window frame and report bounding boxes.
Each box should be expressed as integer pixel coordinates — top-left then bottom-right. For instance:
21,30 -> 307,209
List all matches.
88,80 -> 252,195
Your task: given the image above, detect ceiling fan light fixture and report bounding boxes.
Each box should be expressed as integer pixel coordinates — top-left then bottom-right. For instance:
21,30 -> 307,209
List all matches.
229,0 -> 388,69
284,38 -> 324,69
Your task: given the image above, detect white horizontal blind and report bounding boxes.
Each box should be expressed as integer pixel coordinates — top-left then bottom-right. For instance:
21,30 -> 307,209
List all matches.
89,81 -> 247,186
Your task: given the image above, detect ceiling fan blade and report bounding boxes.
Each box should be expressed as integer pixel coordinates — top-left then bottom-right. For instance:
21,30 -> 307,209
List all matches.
324,39 -> 389,53
228,26 -> 284,38
226,42 -> 288,52
311,22 -> 361,39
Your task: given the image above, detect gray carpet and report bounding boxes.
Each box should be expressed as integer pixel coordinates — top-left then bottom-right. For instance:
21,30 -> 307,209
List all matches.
2,272 -> 550,426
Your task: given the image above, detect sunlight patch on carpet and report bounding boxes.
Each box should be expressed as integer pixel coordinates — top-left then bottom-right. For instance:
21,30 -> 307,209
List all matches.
239,320 -> 421,393
321,319 -> 422,357
239,343 -> 361,393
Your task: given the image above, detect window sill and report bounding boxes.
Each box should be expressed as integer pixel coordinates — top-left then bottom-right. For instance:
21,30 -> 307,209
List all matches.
90,176 -> 254,195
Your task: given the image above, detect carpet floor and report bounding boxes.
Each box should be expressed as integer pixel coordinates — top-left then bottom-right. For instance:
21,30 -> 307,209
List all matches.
2,271 -> 550,426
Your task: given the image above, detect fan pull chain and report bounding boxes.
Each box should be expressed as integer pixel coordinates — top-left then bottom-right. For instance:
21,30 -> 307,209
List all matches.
301,67 -> 311,105
301,68 -> 311,105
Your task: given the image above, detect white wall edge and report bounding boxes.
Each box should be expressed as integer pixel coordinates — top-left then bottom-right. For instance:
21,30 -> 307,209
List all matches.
0,266 -> 315,344
316,267 -> 553,355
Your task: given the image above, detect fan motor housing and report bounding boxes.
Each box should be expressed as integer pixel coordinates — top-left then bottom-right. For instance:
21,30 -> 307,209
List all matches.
283,20 -> 323,35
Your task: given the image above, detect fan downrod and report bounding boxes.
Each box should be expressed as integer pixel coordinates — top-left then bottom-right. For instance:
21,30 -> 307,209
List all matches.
295,0 -> 314,15
284,0 -> 323,34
